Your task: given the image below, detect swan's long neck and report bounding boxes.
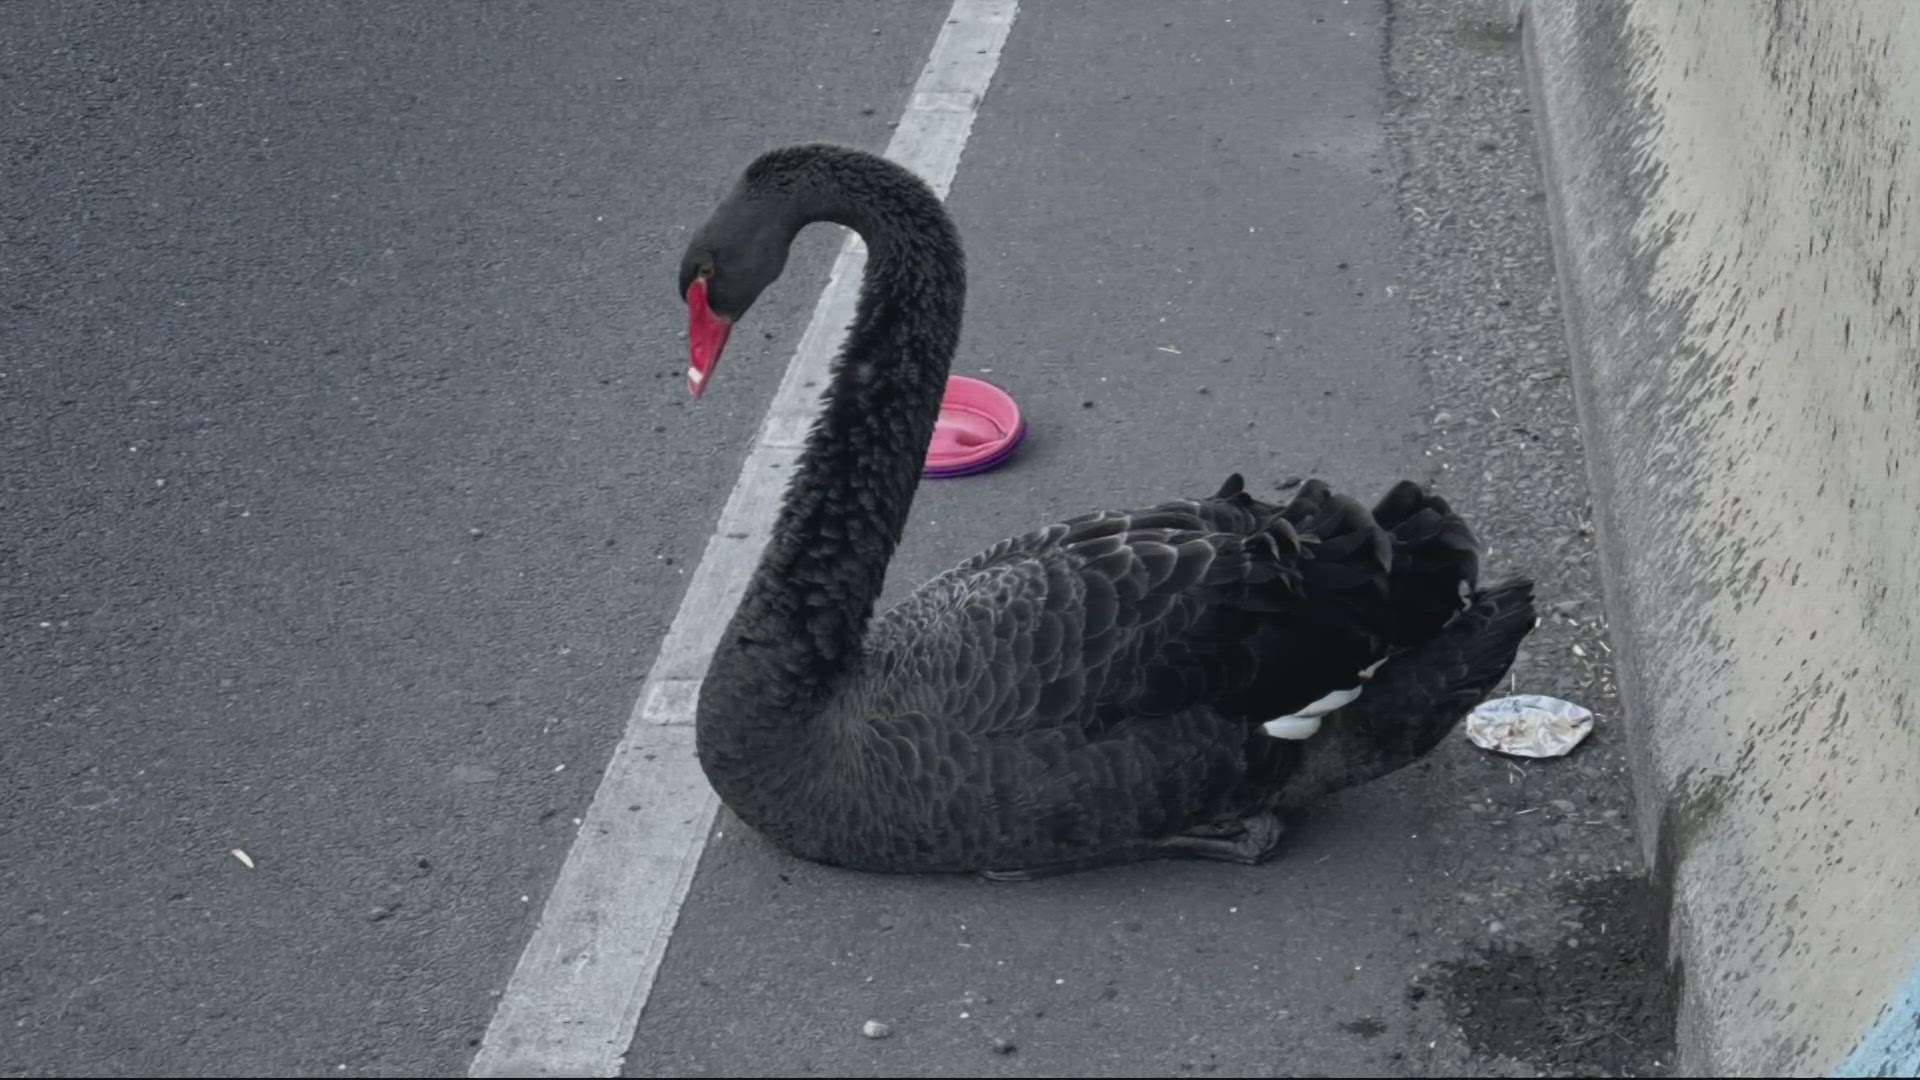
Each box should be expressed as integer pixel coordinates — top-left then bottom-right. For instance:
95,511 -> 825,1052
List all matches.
701,161 -> 964,731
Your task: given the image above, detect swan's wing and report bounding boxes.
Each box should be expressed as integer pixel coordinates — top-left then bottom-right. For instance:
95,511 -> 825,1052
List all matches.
861,489 -> 1309,738
842,698 -> 1252,863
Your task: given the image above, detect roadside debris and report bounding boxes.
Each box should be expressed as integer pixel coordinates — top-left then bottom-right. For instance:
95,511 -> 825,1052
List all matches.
1464,695 -> 1594,758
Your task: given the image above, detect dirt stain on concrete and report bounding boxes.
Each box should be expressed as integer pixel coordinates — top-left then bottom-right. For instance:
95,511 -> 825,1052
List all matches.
1434,873 -> 1677,1077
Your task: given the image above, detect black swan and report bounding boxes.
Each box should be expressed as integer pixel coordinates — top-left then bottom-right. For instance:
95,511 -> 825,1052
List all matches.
678,144 -> 1536,879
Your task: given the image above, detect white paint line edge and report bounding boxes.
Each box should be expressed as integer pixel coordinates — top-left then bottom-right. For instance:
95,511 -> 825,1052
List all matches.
467,3 -> 1017,1076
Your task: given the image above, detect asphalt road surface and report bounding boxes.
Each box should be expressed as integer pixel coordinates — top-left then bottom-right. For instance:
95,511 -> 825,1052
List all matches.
2,1 -> 1663,1076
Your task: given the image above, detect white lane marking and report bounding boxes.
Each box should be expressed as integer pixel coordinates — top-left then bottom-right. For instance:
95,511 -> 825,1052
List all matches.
467,3 -> 1018,1076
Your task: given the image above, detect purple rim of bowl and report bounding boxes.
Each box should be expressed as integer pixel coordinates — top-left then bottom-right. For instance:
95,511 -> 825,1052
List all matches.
924,416 -> 1028,478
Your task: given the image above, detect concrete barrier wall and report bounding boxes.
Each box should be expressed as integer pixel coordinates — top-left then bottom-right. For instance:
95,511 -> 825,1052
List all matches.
1515,1 -> 1920,1075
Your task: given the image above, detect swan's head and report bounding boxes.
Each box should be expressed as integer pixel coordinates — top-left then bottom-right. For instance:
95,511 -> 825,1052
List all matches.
678,193 -> 795,398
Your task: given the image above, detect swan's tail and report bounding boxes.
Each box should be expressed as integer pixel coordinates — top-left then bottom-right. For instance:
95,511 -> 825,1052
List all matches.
1200,475 -> 1498,729
1219,478 -> 1480,641
1264,478 -> 1482,653
1370,480 -> 1483,646
1264,578 -> 1537,810
1274,480 -> 1394,598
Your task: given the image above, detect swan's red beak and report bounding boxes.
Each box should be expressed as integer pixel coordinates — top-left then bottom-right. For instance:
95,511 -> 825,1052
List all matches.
686,278 -> 732,399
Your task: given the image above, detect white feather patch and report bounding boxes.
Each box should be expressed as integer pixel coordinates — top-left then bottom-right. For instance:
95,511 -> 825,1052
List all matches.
1261,716 -> 1323,740
1296,685 -> 1363,717
1261,683 -> 1368,740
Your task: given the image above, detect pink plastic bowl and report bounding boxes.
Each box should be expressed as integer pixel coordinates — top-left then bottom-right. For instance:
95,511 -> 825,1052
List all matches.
924,375 -> 1027,478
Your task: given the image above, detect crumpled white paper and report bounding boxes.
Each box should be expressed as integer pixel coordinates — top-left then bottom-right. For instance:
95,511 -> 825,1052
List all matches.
1464,694 -> 1595,758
